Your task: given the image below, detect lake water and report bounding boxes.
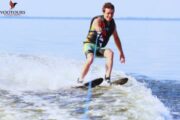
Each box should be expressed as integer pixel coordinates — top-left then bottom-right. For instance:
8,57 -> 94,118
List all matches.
0,17 -> 179,120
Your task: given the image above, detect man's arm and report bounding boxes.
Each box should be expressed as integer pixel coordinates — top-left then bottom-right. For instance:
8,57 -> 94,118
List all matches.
92,17 -> 103,32
113,28 -> 125,63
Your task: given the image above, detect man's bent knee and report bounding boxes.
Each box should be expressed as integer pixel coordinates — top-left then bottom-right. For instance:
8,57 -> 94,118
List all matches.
104,49 -> 114,59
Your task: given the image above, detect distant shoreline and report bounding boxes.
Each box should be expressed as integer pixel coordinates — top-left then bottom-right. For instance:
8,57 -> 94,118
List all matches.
1,16 -> 180,21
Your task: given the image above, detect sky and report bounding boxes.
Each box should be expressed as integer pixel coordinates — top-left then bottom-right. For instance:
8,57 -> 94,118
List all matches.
0,0 -> 180,18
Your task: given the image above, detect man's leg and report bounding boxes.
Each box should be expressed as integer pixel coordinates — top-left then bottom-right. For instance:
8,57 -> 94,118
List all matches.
80,53 -> 94,81
103,48 -> 114,79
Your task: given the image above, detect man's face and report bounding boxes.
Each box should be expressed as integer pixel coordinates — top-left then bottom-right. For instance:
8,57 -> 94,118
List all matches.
103,8 -> 114,22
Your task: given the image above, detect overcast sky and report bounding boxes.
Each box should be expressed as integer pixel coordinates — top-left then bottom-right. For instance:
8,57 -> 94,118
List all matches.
0,0 -> 180,18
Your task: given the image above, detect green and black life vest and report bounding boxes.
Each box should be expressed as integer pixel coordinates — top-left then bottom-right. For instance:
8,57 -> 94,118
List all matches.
84,15 -> 116,47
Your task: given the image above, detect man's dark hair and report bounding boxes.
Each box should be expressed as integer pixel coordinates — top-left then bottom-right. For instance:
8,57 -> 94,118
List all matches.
102,2 -> 115,12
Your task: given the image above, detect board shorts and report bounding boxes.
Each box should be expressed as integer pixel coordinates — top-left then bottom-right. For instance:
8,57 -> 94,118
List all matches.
83,43 -> 105,57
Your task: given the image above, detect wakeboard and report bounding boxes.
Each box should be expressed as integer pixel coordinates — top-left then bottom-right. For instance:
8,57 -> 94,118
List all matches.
111,77 -> 128,85
75,77 -> 103,89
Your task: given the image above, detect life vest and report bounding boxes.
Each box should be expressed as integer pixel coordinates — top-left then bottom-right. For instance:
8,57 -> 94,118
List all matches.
84,15 -> 116,47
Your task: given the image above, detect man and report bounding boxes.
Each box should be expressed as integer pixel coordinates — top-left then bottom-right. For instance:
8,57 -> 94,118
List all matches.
78,2 -> 125,84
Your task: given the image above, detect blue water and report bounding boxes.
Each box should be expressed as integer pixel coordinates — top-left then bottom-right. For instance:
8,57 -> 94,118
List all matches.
0,17 -> 179,120
1,17 -> 179,80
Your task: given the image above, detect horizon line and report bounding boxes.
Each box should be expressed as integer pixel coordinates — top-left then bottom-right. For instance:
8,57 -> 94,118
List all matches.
1,16 -> 180,21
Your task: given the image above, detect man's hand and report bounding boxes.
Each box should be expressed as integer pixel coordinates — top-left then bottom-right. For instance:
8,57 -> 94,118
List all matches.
120,53 -> 125,64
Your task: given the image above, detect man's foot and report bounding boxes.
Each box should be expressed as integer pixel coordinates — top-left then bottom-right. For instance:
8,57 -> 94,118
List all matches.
77,78 -> 84,85
105,76 -> 112,85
